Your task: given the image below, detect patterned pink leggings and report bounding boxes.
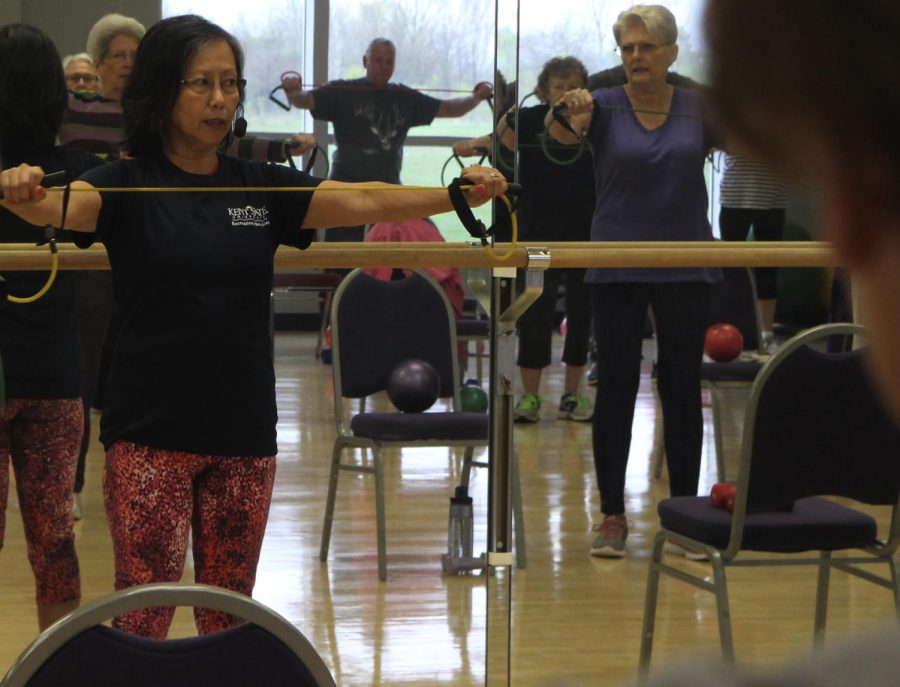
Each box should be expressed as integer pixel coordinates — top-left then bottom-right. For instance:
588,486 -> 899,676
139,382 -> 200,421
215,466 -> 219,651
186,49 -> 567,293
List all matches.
103,441 -> 276,638
0,398 -> 82,606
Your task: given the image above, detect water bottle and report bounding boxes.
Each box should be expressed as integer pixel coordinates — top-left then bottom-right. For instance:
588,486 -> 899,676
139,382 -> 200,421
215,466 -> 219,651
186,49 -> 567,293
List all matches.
447,485 -> 474,562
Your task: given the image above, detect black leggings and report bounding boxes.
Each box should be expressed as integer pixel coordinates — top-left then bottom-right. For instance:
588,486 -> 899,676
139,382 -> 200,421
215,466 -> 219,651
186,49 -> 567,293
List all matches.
516,268 -> 591,369
591,282 -> 710,516
718,207 -> 785,299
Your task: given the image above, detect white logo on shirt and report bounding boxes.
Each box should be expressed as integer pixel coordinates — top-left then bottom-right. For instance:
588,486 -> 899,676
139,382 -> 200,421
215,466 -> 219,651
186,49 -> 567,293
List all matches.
228,205 -> 270,227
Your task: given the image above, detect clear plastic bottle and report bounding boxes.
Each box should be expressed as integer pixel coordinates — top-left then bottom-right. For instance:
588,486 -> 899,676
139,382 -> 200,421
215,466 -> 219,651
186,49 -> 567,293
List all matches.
447,485 -> 474,561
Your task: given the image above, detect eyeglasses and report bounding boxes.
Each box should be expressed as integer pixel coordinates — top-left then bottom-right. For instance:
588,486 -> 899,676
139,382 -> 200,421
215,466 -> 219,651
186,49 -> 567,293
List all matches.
66,73 -> 99,84
179,77 -> 246,96
616,42 -> 667,57
106,50 -> 137,63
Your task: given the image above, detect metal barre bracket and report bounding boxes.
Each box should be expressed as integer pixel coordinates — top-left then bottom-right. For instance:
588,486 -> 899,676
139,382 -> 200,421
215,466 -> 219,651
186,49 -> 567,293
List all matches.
498,247 -> 549,325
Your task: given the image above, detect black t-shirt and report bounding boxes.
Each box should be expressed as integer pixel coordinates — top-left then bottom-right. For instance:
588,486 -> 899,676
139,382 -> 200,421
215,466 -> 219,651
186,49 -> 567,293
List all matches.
80,154 -> 320,456
0,145 -> 104,398
311,78 -> 441,183
512,104 -> 595,240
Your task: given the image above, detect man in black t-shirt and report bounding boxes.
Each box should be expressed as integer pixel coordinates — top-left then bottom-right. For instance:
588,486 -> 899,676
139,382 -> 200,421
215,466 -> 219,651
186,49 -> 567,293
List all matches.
283,38 -> 493,241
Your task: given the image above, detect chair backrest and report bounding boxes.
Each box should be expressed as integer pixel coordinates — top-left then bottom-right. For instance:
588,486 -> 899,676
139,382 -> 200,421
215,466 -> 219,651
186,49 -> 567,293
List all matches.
330,268 -> 460,403
364,219 -> 465,318
707,266 -> 763,352
738,323 -> 900,514
0,583 -> 335,687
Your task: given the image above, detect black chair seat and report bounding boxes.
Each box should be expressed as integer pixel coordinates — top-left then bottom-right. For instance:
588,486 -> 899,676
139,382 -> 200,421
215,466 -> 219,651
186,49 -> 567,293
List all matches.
28,623 -> 320,687
700,359 -> 764,383
351,411 -> 488,441
456,319 -> 489,337
272,272 -> 343,290
659,495 -> 878,553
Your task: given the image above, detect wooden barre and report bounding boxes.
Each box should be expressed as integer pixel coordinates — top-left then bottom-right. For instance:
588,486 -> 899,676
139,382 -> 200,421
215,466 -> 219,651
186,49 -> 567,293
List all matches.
0,241 -> 839,271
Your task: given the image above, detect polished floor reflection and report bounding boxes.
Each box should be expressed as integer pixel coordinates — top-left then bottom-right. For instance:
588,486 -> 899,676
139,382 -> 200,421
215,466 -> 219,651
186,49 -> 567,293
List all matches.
1,330 -> 896,686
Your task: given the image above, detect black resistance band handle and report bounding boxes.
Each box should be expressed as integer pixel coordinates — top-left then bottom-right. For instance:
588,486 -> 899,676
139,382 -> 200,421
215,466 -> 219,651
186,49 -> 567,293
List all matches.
448,178 -> 522,246
0,170 -> 67,201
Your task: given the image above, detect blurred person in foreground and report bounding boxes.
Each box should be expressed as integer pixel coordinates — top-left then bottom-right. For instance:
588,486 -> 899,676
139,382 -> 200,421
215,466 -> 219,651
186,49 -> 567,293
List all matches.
639,1 -> 900,685
706,1 -> 900,426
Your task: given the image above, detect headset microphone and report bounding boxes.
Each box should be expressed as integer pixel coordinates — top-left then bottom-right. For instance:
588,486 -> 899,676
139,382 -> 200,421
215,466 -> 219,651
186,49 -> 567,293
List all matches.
233,104 -> 247,137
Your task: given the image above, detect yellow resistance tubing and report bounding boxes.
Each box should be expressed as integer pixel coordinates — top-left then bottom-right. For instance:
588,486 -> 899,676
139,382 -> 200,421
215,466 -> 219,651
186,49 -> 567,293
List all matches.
0,184 -> 517,298
5,247 -> 58,302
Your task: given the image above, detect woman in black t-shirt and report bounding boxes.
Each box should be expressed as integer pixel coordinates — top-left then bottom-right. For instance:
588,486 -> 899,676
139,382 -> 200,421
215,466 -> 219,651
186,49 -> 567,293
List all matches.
0,14 -> 507,640
496,57 -> 595,425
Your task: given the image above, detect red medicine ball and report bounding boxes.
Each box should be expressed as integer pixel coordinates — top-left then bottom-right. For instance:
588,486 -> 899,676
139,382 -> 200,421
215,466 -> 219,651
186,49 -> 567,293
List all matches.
704,323 -> 743,362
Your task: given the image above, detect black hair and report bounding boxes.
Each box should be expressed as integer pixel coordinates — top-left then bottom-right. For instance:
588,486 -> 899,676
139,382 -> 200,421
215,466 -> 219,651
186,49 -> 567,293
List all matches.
122,14 -> 245,157
0,23 -> 67,154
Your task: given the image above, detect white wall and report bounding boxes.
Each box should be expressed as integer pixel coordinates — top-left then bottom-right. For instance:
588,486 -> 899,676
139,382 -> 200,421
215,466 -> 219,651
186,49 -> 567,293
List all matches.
12,0 -> 160,55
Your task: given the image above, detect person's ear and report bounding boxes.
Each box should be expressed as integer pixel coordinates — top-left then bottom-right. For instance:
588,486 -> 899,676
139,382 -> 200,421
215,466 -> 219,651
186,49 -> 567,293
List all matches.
668,43 -> 679,68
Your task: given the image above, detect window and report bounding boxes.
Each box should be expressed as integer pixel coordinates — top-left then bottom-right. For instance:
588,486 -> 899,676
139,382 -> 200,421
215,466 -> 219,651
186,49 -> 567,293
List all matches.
163,0 -> 710,236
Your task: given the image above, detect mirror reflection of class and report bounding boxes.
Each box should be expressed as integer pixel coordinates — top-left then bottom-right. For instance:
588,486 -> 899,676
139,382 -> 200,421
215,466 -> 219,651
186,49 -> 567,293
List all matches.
2,2 -> 886,687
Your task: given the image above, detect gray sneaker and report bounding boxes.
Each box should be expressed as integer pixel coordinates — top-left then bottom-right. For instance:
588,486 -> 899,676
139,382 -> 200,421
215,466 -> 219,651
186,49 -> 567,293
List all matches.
558,393 -> 593,421
513,393 -> 541,423
590,516 -> 628,558
663,541 -> 709,561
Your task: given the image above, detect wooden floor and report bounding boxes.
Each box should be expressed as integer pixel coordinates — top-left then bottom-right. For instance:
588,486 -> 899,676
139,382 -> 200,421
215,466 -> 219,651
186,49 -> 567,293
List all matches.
1,330 -> 896,685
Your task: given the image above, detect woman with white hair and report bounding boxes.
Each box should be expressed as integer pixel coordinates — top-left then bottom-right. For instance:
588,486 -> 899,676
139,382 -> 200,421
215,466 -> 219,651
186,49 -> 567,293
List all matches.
86,13 -> 144,103
549,4 -> 719,558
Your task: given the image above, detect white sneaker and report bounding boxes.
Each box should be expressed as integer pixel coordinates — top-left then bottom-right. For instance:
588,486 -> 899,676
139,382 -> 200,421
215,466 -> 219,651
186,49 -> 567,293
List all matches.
72,493 -> 84,521
663,541 -> 708,561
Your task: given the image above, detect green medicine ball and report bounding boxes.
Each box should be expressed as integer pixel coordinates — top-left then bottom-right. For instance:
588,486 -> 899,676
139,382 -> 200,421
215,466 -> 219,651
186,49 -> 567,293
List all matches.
460,384 -> 488,413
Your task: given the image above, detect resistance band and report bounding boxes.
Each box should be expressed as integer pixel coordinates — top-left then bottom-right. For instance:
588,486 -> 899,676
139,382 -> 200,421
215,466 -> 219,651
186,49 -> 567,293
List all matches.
1,177 -> 520,301
447,177 -> 520,257
282,139 -> 330,177
3,172 -> 68,304
269,72 -> 494,108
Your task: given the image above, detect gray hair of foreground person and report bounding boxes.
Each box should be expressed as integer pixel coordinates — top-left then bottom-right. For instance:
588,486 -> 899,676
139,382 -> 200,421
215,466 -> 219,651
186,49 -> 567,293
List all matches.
613,5 -> 678,47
